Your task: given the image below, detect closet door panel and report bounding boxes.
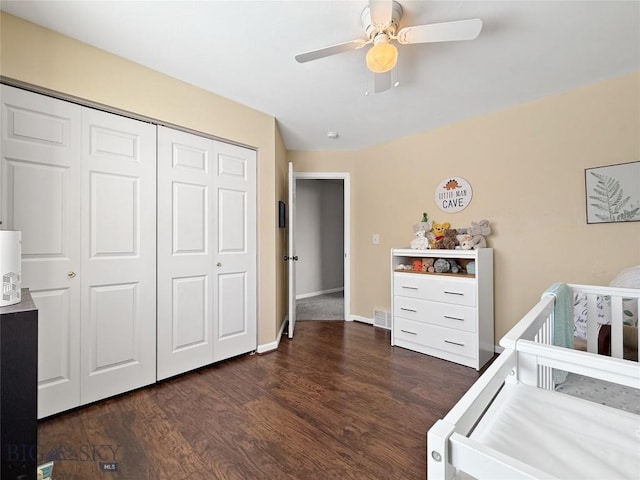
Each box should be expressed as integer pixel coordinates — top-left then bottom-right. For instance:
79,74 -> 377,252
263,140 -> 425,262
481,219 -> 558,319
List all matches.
213,141 -> 256,362
0,85 -> 82,418
80,109 -> 156,404
157,127 -> 215,380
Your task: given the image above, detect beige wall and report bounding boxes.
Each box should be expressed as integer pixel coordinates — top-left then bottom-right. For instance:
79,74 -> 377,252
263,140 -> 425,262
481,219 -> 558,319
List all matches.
291,72 -> 640,341
0,12 -> 280,346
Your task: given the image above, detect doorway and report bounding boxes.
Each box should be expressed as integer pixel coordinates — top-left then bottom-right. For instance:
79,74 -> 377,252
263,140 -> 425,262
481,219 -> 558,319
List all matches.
292,174 -> 350,323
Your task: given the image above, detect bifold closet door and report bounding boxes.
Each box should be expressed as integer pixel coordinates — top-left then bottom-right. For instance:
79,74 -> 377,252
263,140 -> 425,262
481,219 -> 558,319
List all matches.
79,109 -> 157,404
211,141 -> 257,362
1,85 -> 157,415
1,85 -> 82,418
157,127 -> 216,379
157,127 -> 256,379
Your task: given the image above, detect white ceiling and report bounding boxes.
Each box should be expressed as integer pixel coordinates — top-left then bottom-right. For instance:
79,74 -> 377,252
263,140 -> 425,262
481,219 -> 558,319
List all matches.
2,1 -> 639,151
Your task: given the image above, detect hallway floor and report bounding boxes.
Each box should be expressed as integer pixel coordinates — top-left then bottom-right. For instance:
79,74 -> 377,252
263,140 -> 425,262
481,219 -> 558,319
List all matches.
296,291 -> 344,320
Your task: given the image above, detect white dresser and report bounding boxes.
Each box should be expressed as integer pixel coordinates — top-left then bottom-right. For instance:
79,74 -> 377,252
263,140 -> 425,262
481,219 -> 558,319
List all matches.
391,248 -> 494,370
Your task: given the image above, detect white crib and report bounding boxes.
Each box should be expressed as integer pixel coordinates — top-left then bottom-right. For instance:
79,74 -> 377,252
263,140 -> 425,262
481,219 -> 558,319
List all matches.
427,284 -> 640,480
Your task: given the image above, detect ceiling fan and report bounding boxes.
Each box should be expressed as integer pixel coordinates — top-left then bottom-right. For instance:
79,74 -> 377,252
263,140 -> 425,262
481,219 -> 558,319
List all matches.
295,0 -> 482,93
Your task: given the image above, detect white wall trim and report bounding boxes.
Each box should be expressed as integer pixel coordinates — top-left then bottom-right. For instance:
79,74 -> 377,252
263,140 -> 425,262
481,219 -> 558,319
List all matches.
257,315 -> 288,354
296,287 -> 344,300
351,315 -> 373,325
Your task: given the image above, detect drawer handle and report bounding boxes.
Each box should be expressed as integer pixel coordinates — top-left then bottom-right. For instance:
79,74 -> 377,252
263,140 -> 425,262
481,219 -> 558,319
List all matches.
400,329 -> 417,335
444,339 -> 465,347
444,315 -> 464,321
402,285 -> 419,290
400,307 -> 417,313
444,291 -> 464,296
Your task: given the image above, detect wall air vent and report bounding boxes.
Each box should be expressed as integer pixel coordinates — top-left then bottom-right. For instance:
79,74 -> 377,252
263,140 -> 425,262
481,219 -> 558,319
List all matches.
373,309 -> 392,330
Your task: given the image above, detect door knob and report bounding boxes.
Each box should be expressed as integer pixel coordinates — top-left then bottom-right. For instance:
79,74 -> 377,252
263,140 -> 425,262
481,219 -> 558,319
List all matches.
67,271 -> 76,278
216,262 -> 222,267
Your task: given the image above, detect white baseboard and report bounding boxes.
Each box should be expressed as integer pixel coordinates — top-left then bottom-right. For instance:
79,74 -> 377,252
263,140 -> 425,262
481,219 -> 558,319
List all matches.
296,287 -> 344,300
257,315 -> 288,354
351,315 -> 373,325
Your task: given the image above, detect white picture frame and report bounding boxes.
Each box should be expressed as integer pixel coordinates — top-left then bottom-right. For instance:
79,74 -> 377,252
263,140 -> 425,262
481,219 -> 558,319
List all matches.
585,161 -> 640,224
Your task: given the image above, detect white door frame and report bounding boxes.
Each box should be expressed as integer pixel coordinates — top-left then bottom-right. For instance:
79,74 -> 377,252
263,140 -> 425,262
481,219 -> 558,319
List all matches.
293,171 -> 351,322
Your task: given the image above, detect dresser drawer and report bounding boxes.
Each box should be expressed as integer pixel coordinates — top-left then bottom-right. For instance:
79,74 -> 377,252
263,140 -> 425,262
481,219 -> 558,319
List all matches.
394,273 -> 476,306
394,296 -> 476,333
394,317 -> 477,359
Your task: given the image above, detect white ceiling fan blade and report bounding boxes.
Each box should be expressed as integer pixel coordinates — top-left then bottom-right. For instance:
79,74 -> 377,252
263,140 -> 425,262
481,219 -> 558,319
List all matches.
295,39 -> 366,63
374,70 -> 392,93
371,68 -> 398,94
396,19 -> 483,45
369,0 -> 393,27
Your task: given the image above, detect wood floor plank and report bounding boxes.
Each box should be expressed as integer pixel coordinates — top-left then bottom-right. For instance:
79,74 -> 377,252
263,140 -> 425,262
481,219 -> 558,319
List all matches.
37,321 -> 488,479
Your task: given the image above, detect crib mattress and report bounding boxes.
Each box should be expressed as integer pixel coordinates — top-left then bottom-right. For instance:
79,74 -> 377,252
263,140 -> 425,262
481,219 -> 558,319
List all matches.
470,382 -> 640,479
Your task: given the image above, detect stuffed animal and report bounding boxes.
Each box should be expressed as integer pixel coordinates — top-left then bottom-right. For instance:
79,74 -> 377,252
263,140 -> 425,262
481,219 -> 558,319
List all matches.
466,261 -> 476,274
469,235 -> 487,249
447,259 -> 461,273
431,222 -> 450,248
457,219 -> 491,249
436,228 -> 458,249
469,219 -> 491,236
416,212 -> 432,232
412,259 -> 423,272
434,258 -> 450,273
421,257 -> 435,273
458,234 -> 474,250
410,229 -> 430,250
413,215 -> 435,249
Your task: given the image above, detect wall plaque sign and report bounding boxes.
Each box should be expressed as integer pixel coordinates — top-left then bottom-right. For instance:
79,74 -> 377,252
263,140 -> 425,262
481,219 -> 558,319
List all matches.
435,177 -> 472,213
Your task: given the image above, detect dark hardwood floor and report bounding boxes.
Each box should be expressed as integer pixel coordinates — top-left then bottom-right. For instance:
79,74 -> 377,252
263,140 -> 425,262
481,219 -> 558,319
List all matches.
38,321 -> 486,480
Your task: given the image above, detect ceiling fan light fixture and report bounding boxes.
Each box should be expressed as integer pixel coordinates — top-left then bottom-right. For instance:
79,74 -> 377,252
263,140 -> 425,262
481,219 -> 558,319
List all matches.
365,37 -> 398,73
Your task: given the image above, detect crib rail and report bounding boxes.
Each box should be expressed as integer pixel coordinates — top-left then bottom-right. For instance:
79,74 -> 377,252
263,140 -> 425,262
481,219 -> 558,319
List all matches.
500,284 -> 640,389
570,284 -> 640,360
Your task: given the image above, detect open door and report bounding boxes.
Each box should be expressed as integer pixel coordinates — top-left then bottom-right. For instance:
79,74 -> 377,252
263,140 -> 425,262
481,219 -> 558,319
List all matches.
287,162 -> 298,338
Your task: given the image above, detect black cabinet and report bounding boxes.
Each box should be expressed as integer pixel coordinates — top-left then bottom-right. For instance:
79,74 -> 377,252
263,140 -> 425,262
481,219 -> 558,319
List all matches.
1,289 -> 38,480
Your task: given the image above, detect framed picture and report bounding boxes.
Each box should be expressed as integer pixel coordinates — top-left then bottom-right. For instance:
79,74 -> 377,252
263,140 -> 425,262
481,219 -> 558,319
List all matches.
585,161 -> 640,224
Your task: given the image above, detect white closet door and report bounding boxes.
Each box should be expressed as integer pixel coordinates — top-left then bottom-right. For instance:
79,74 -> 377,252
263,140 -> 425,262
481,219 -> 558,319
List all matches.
80,108 -> 156,403
157,126 -> 215,380
212,141 -> 256,361
1,85 -> 82,418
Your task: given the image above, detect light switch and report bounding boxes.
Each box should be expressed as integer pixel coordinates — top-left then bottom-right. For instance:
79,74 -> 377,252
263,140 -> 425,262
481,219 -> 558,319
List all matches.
372,233 -> 380,245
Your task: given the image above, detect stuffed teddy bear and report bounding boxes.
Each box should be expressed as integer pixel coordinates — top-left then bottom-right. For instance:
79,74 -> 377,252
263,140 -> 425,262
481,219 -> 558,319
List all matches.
421,257 -> 435,273
410,229 -> 430,249
431,222 -> 450,248
436,228 -> 458,249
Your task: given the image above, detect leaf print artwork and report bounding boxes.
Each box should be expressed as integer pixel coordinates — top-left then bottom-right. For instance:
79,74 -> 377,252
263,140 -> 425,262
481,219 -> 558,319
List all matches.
585,162 -> 640,224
